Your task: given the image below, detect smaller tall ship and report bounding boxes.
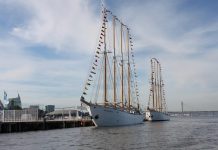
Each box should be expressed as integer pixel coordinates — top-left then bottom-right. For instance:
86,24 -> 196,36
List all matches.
146,58 -> 170,121
80,6 -> 144,127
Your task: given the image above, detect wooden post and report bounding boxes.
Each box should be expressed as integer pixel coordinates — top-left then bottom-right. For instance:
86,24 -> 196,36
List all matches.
19,122 -> 21,132
8,123 -> 11,133
43,118 -> 47,130
63,121 -> 65,128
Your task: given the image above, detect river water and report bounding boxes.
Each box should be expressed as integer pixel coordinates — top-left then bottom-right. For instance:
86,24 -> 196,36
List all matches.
1,115 -> 218,150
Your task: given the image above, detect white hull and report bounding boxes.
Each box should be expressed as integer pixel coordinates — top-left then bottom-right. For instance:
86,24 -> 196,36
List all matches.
146,110 -> 170,121
86,104 -> 144,127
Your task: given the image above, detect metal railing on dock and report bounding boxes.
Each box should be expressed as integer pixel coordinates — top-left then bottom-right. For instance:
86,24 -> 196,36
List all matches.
0,109 -> 93,133
0,110 -> 91,123
0,109 -> 39,122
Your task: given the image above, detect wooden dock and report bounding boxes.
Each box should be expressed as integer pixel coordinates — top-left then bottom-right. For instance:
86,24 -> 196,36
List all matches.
0,119 -> 94,133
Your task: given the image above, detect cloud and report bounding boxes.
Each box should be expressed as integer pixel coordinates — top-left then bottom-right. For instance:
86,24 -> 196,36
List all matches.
0,0 -> 101,107
0,66 -> 33,81
0,37 -> 88,105
0,0 -> 218,110
118,1 -> 218,55
0,38 -> 34,80
112,0 -> 218,111
11,0 -> 100,54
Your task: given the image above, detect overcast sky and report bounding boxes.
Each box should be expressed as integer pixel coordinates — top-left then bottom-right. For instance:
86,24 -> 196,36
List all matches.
0,0 -> 218,111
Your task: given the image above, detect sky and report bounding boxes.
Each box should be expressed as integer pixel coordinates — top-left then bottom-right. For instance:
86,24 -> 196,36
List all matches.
0,0 -> 218,111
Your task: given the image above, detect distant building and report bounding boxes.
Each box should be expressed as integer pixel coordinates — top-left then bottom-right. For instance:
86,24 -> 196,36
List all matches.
45,105 -> 55,113
0,99 -> 4,110
45,109 -> 90,120
7,94 -> 22,110
29,105 -> 40,110
29,105 -> 45,118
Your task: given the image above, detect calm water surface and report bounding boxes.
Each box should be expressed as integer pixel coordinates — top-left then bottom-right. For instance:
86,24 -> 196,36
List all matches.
1,116 -> 218,150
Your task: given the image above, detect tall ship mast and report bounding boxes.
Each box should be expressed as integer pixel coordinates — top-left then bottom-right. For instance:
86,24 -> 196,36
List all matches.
146,58 -> 170,121
80,6 -> 144,127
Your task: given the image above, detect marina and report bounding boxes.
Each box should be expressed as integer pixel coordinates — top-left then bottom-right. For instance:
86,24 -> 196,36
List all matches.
0,109 -> 93,133
0,119 -> 93,133
0,0 -> 218,150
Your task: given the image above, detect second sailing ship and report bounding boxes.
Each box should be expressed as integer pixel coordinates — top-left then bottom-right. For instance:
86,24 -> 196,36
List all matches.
146,58 -> 170,121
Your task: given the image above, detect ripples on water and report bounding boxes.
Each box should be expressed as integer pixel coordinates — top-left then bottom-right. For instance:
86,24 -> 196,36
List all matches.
1,115 -> 218,150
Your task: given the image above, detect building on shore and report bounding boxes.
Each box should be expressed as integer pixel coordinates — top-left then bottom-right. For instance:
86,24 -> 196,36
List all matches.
45,109 -> 90,120
7,94 -> 22,110
22,105 -> 45,120
0,99 -> 4,110
45,105 -> 55,113
29,105 -> 40,109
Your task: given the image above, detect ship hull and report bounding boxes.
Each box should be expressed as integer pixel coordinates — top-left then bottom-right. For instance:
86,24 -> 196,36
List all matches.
86,104 -> 144,127
146,110 -> 170,121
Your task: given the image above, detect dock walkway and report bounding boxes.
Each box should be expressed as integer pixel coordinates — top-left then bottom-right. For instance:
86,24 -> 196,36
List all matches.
0,110 -> 93,133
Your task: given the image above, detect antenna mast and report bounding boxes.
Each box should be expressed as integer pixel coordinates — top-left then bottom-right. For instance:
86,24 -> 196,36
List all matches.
120,23 -> 124,109
113,16 -> 116,108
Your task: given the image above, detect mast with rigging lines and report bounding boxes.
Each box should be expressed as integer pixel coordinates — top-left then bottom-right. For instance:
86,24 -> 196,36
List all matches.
80,6 -> 144,126
146,58 -> 170,121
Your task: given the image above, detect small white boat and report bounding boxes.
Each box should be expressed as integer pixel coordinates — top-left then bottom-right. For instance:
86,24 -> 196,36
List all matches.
146,109 -> 170,121
145,58 -> 170,121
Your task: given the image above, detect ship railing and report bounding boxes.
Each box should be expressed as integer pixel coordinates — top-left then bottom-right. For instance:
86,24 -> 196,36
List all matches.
94,102 -> 141,114
45,116 -> 91,121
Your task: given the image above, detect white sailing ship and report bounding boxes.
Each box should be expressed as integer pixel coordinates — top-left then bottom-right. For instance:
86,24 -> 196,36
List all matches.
146,58 -> 170,121
80,7 -> 144,127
